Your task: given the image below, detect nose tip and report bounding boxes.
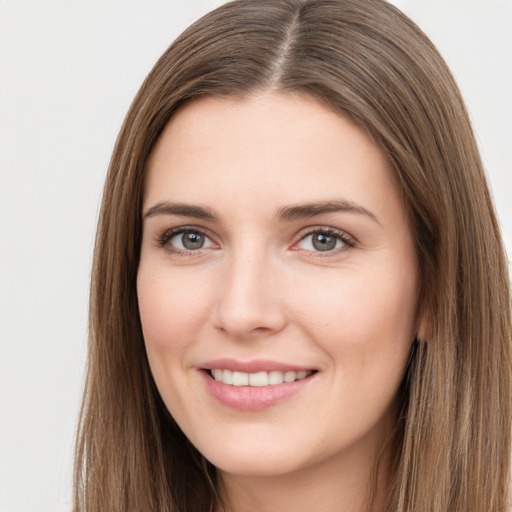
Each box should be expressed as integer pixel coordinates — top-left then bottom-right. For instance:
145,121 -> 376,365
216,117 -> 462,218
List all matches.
216,310 -> 280,339
213,257 -> 287,340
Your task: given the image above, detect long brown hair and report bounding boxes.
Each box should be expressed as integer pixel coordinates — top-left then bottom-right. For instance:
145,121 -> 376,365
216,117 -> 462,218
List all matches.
74,1 -> 512,510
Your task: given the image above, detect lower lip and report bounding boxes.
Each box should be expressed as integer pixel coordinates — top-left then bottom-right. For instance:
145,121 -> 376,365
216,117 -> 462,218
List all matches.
201,371 -> 316,411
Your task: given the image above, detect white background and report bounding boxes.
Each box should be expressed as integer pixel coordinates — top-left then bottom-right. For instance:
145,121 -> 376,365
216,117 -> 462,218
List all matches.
0,1 -> 510,511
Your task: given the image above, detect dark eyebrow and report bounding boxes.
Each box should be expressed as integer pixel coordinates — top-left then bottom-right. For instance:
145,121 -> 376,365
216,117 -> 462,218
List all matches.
143,201 -> 219,221
275,199 -> 380,224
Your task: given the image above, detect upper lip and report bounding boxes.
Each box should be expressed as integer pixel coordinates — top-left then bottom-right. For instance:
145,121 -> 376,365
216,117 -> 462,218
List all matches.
200,358 -> 316,373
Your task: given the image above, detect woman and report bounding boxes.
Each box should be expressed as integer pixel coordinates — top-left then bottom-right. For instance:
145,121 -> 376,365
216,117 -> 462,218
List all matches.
73,0 -> 511,511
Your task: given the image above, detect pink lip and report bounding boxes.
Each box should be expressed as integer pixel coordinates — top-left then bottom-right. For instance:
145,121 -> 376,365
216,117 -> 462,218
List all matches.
198,359 -> 318,411
200,358 -> 314,373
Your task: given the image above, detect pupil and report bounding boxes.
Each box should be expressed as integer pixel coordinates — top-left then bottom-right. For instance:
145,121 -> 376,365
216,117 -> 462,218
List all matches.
312,234 -> 336,251
183,232 -> 204,250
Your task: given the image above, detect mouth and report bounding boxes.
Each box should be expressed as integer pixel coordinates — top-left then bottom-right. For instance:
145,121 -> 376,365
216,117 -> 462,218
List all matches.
198,358 -> 319,409
200,362 -> 318,410
205,368 -> 316,387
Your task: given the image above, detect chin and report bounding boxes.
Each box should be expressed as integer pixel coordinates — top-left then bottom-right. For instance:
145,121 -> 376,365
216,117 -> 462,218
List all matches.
209,450 -> 306,478
192,430 -> 312,478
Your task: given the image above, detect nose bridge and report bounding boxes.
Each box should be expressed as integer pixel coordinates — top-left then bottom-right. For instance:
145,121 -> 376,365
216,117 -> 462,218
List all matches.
214,240 -> 285,338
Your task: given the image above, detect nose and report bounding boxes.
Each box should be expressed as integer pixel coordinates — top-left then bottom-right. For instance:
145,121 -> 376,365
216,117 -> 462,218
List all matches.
213,248 -> 287,340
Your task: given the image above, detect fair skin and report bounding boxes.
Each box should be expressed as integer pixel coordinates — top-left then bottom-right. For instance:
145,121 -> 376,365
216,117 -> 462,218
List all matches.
137,91 -> 420,512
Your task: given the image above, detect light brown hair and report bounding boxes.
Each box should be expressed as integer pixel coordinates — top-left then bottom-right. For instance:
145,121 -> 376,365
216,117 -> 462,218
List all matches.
74,1 -> 512,510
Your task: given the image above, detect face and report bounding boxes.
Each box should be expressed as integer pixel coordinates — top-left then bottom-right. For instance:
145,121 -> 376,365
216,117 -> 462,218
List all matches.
137,92 -> 420,482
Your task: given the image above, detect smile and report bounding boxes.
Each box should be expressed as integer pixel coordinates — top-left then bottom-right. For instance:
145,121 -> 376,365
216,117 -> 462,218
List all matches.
209,369 -> 314,387
201,363 -> 318,410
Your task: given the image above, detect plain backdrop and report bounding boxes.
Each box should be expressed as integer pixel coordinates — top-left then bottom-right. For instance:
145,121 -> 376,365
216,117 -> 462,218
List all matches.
0,1 -> 510,511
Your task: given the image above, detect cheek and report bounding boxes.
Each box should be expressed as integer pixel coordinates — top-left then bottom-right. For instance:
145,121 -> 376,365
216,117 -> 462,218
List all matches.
292,263 -> 418,369
136,266 -> 219,421
137,267 -> 214,360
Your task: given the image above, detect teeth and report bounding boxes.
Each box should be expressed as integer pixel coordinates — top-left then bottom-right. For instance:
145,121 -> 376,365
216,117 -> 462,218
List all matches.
232,371 -> 249,386
268,371 -> 284,385
284,371 -> 296,383
210,369 -> 313,387
249,371 -> 268,387
222,369 -> 233,385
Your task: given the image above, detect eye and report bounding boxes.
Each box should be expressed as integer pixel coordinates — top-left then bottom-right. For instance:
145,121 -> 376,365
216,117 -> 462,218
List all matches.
295,228 -> 353,253
173,231 -> 207,250
158,228 -> 216,253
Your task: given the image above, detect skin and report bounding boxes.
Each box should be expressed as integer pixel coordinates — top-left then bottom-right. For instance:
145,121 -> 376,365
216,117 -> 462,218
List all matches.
137,92 -> 421,512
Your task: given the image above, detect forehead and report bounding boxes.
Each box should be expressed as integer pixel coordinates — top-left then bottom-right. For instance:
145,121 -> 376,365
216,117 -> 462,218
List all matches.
143,92 -> 402,223
149,92 -> 383,166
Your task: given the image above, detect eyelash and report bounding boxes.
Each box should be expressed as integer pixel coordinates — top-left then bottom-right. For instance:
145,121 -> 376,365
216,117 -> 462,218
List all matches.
155,226 -> 356,256
156,226 -> 214,256
295,227 -> 356,256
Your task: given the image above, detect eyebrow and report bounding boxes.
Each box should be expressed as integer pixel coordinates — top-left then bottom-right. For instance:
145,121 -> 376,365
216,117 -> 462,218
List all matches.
275,199 -> 380,224
143,201 -> 219,221
143,199 -> 379,224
